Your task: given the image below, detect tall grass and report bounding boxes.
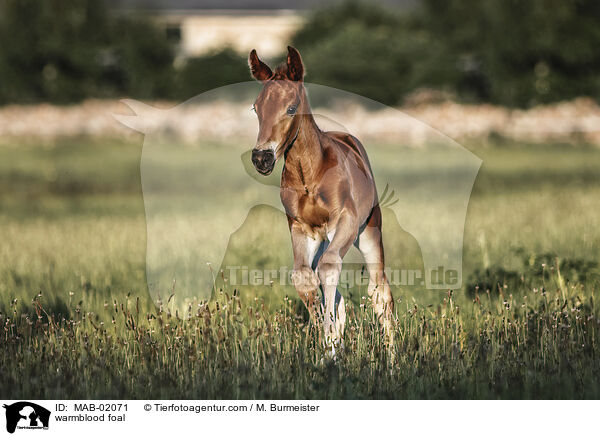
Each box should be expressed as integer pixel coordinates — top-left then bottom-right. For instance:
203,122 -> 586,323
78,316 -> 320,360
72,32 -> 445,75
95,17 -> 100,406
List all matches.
1,277 -> 598,399
1,137 -> 600,398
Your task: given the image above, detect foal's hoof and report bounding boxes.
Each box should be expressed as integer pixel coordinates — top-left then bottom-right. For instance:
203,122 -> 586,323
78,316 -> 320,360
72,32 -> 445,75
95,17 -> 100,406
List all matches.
323,336 -> 344,361
320,346 -> 342,364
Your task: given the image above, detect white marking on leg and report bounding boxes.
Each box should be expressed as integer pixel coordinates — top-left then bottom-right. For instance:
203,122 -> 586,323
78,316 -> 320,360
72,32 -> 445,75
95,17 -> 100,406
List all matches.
306,235 -> 321,268
326,228 -> 336,242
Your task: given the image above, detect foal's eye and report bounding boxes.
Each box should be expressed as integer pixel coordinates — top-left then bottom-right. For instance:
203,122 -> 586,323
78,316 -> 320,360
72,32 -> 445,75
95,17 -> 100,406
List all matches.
287,105 -> 297,116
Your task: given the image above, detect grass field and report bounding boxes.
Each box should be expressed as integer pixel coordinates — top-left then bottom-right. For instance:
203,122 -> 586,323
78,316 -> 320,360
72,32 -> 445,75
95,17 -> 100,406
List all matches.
1,136 -> 600,399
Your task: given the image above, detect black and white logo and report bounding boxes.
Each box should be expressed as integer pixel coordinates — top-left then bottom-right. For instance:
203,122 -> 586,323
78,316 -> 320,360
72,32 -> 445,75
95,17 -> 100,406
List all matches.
3,402 -> 50,433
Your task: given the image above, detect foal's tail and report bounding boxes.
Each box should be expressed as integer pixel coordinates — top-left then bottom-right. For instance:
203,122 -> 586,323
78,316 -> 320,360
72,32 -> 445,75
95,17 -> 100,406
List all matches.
379,183 -> 399,209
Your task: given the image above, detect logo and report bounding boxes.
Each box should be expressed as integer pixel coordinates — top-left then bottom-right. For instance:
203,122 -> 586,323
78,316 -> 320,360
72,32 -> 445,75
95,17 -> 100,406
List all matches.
114,84 -> 481,312
3,402 -> 50,434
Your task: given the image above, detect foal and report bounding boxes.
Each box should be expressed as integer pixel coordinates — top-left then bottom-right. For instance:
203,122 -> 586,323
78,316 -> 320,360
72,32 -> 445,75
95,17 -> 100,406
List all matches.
249,46 -> 394,347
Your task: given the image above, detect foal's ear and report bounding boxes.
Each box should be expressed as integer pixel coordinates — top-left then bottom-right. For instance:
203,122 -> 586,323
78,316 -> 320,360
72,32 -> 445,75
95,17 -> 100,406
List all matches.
249,49 -> 273,81
286,46 -> 304,81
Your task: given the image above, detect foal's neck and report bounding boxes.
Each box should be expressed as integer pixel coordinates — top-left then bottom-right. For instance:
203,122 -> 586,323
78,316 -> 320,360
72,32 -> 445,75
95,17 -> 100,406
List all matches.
284,99 -> 324,187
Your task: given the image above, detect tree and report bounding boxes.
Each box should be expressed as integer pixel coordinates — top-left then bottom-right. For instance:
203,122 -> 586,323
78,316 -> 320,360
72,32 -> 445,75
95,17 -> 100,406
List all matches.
291,0 -> 600,107
0,0 -> 176,103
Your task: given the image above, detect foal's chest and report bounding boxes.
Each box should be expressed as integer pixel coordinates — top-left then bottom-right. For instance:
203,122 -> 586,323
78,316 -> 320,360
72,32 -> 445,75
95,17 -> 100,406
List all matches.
281,185 -> 330,240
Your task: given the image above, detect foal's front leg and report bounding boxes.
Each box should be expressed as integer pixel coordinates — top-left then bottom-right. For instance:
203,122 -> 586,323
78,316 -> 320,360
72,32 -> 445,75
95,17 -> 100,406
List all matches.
316,211 -> 357,349
289,222 -> 321,319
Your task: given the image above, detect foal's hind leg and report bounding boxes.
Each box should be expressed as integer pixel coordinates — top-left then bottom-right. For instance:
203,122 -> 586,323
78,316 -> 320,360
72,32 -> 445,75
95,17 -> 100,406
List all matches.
356,206 -> 394,332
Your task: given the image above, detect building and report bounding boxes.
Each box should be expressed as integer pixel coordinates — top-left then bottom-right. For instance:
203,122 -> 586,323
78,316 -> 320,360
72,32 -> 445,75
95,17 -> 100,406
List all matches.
158,9 -> 304,58
111,0 -> 416,58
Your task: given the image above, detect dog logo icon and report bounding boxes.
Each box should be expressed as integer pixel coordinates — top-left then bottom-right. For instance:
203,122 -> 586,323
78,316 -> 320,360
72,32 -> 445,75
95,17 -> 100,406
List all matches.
3,402 -> 50,433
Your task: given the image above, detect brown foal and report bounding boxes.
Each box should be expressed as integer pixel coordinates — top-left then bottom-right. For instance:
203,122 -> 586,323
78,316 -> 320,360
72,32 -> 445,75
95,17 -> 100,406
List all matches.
249,46 -> 394,348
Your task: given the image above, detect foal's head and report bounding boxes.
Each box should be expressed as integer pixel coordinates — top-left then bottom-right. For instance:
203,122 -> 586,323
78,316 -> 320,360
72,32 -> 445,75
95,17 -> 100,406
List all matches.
248,46 -> 306,175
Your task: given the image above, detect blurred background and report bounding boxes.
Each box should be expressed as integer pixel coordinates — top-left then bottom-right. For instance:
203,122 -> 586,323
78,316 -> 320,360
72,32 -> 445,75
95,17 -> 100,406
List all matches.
0,0 -> 599,144
1,0 -> 599,107
1,0 -> 600,315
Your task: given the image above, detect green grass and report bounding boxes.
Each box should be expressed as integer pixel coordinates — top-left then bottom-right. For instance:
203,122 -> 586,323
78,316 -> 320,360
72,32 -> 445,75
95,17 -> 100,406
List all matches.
1,136 -> 600,398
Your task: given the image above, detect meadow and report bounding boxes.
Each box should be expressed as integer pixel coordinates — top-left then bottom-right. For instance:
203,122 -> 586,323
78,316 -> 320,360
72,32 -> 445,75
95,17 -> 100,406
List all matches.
1,136 -> 600,399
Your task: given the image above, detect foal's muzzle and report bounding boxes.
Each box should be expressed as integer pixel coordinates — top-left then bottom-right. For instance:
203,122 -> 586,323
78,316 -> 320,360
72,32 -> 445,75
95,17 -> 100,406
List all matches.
251,149 -> 275,175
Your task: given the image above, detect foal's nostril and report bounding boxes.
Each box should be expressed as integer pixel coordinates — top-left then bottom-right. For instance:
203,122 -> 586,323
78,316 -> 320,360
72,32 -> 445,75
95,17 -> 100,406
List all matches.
263,150 -> 274,166
252,149 -> 275,171
251,149 -> 261,166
